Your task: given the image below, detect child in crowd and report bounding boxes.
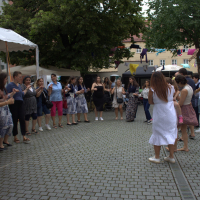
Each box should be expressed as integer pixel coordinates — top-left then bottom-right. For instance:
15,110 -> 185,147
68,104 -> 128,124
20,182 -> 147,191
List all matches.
165,77 -> 183,124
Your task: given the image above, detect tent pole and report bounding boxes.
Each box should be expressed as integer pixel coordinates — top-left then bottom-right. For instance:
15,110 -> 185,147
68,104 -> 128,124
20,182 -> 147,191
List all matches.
5,42 -> 9,82
36,46 -> 39,79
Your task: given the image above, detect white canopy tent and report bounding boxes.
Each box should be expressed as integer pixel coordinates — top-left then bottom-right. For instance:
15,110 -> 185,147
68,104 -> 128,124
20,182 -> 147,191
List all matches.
2,65 -> 80,76
0,27 -> 39,79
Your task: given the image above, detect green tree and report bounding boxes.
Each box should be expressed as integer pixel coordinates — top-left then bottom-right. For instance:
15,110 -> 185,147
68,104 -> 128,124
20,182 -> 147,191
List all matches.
0,0 -> 145,75
144,0 -> 200,73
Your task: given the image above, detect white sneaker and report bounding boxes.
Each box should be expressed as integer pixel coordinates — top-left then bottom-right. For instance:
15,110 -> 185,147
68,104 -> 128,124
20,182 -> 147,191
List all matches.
164,157 -> 175,163
38,127 -> 43,132
149,156 -> 160,163
195,128 -> 200,133
45,124 -> 51,130
95,117 -> 98,121
99,117 -> 104,121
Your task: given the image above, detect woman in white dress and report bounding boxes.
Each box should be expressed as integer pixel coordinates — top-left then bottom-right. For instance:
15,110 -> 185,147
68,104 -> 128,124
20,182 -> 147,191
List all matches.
148,72 -> 177,164
111,79 -> 126,120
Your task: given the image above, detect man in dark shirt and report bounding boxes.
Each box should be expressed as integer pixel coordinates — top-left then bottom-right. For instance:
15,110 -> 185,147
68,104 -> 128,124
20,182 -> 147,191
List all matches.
178,68 -> 196,138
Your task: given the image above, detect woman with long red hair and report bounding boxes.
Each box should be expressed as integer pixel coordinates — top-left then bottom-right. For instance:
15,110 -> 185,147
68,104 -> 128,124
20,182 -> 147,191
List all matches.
148,72 -> 177,164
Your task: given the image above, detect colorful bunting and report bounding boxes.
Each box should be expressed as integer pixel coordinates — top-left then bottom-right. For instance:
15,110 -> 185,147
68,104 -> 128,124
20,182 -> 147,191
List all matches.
140,49 -> 148,63
181,64 -> 190,68
129,64 -> 139,74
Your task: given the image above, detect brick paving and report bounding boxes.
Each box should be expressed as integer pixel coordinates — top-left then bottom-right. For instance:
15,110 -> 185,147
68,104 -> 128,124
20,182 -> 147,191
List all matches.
0,105 -> 199,200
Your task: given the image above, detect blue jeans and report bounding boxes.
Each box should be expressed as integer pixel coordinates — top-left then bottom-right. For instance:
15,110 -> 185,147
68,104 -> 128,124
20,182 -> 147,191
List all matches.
143,98 -> 151,120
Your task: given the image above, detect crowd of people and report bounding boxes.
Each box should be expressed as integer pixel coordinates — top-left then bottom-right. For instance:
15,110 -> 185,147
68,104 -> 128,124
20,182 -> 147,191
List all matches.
0,69 -> 199,164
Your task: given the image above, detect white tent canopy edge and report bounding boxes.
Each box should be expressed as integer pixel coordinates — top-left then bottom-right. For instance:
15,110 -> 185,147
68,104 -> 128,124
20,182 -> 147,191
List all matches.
0,27 -> 39,78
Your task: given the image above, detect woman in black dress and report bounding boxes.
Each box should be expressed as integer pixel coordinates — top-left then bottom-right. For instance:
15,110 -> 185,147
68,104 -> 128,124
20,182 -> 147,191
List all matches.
91,76 -> 105,121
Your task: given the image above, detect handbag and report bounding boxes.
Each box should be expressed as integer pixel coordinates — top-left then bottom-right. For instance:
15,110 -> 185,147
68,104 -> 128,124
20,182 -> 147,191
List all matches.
116,87 -> 123,104
63,90 -> 68,109
43,91 -> 53,109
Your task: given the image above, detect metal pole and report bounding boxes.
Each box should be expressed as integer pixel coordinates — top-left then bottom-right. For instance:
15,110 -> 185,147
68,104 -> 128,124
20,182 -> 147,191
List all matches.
5,41 -> 10,82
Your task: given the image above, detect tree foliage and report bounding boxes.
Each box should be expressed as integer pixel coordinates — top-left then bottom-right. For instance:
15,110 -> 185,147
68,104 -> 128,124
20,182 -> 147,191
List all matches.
143,0 -> 200,73
0,0 -> 145,74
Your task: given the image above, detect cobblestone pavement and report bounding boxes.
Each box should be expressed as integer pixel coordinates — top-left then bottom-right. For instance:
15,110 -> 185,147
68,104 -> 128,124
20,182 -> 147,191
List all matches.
0,105 -> 200,200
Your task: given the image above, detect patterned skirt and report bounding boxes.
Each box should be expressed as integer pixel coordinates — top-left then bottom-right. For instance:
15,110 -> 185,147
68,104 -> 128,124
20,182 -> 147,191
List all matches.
76,95 -> 88,114
0,105 -> 13,138
63,96 -> 77,115
126,97 -> 138,121
181,104 -> 198,126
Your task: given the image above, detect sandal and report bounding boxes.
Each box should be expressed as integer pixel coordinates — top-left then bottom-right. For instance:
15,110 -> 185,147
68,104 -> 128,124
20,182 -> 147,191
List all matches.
32,129 -> 39,134
53,125 -> 57,129
77,120 -> 81,122
3,142 -> 12,146
58,124 -> 63,128
72,122 -> 78,125
67,123 -> 72,125
23,138 -> 30,144
178,138 -> 183,141
26,131 -> 31,136
189,135 -> 195,139
14,138 -> 20,143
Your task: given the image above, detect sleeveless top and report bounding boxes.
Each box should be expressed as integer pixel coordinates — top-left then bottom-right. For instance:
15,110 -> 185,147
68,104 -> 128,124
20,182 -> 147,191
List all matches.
182,84 -> 193,105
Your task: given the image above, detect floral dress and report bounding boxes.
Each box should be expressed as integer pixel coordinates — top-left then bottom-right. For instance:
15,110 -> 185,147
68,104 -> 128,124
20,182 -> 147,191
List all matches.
63,84 -> 77,115
0,90 -> 13,139
75,85 -> 88,114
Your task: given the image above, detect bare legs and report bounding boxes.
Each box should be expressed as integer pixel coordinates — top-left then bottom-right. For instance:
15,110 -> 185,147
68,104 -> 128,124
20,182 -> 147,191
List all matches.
67,114 -> 76,124
94,108 -> 103,118
178,124 -> 189,151
52,116 -> 56,126
77,113 -> 81,121
154,145 -> 174,159
77,113 -> 89,121
154,145 -> 161,159
45,114 -> 50,125
115,105 -> 123,119
94,108 -> 98,117
38,114 -> 51,127
189,125 -> 195,137
0,138 -> 3,148
37,116 -> 42,127
25,119 -> 37,132
115,108 -> 118,119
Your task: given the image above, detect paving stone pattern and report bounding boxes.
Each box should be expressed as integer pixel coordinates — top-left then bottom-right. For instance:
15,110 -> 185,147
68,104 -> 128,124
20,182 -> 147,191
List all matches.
0,106 -> 199,200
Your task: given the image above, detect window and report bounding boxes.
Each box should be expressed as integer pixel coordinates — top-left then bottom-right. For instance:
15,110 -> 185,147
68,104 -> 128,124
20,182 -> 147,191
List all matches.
172,59 -> 177,65
184,59 -> 189,64
160,60 -> 165,66
184,45 -> 188,52
136,48 -> 142,53
149,60 -> 154,66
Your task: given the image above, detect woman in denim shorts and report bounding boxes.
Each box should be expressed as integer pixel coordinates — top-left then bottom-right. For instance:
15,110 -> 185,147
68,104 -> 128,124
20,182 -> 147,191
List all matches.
36,78 -> 51,131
